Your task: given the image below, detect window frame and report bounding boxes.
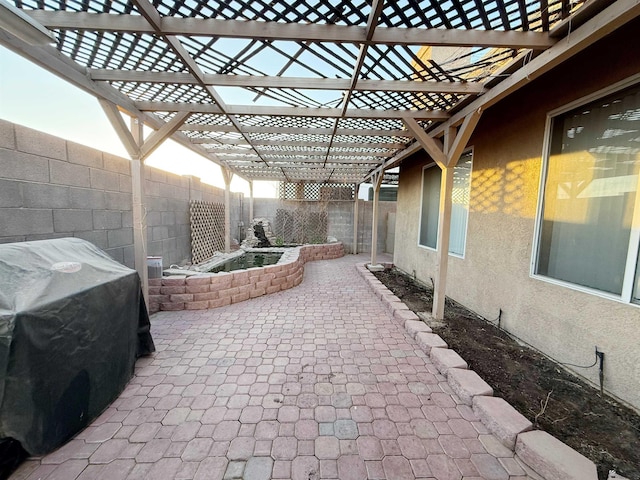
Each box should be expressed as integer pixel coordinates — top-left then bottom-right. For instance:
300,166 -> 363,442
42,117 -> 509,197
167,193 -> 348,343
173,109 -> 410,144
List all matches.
417,148 -> 474,258
530,73 -> 640,306
417,162 -> 440,252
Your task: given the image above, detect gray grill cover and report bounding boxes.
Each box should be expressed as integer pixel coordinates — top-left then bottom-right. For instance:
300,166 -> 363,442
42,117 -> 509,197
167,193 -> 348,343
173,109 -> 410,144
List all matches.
0,238 -> 154,455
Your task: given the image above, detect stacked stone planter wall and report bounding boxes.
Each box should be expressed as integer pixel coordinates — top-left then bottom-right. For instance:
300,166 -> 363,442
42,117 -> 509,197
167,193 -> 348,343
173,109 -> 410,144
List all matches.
149,242 -> 344,313
355,262 -> 599,480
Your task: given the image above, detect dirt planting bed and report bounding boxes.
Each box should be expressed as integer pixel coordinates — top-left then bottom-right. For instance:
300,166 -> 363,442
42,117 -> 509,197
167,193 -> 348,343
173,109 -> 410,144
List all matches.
374,268 -> 640,480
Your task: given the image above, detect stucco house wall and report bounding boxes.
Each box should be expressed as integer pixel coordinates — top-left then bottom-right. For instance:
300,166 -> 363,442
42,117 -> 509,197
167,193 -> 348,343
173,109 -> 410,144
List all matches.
394,19 -> 640,411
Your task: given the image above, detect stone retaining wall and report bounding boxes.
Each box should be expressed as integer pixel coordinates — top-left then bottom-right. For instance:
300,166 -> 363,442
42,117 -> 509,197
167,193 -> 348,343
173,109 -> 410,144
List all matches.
355,262 -> 598,480
149,242 -> 345,313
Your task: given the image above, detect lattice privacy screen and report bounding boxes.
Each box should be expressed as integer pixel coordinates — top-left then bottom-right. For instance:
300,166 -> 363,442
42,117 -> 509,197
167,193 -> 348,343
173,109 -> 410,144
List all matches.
279,182 -> 355,201
273,203 -> 328,245
190,200 -> 226,264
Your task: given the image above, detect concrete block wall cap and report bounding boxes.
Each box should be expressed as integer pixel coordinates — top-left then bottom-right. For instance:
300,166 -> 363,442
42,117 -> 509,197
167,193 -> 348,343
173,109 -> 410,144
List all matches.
395,309 -> 419,322
185,275 -> 212,285
405,320 -> 432,338
391,301 -> 409,310
415,332 -> 448,354
430,347 -> 468,376
515,430 -> 598,480
162,276 -> 187,286
447,368 -> 493,405
472,396 -> 532,450
366,263 -> 385,272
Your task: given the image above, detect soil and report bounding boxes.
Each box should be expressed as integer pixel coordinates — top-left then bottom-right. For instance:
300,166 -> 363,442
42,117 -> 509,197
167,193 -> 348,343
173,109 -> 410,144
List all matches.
374,268 -> 640,480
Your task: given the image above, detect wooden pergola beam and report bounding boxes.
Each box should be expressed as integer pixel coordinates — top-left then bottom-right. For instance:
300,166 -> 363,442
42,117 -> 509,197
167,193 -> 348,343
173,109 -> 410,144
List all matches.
89,70 -> 486,95
209,148 -> 392,158
195,138 -> 407,149
136,102 -> 449,120
28,11 -> 556,49
181,124 -> 411,137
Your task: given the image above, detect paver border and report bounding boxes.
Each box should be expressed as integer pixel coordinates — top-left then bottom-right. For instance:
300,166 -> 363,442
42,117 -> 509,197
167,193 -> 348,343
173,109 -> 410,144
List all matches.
355,262 -> 598,480
148,243 -> 344,313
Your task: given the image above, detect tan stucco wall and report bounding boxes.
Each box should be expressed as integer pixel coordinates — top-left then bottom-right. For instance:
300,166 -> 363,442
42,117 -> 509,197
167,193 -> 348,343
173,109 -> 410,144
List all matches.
394,19 -> 640,411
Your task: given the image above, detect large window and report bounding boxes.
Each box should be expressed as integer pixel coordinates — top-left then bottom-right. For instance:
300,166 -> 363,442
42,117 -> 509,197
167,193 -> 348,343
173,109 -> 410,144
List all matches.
419,151 -> 473,256
535,82 -> 640,304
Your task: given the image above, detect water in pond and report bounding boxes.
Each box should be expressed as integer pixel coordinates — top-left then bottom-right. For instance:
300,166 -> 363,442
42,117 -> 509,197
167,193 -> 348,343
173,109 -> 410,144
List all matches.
208,252 -> 283,273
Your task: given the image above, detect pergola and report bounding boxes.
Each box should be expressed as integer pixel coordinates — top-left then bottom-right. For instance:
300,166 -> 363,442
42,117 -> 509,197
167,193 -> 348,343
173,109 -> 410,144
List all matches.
1,0 -> 638,318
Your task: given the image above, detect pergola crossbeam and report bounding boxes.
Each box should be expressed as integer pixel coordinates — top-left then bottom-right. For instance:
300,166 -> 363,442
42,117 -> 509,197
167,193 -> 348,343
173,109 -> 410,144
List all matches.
28,11 -> 556,49
195,138 -> 406,149
89,70 -> 486,95
181,125 -> 410,137
211,148 -> 391,158
137,102 -> 448,120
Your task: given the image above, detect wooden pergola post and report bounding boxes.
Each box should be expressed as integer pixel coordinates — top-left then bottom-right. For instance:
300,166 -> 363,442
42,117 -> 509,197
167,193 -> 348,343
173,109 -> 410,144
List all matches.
100,101 -> 190,308
369,172 -> 384,267
130,116 -> 149,309
222,168 -> 233,253
403,110 -> 482,319
353,183 -> 360,254
432,127 -> 456,320
248,180 -> 254,224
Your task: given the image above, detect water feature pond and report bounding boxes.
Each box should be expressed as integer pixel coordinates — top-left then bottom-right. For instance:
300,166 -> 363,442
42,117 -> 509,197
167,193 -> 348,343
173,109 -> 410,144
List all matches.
207,251 -> 283,273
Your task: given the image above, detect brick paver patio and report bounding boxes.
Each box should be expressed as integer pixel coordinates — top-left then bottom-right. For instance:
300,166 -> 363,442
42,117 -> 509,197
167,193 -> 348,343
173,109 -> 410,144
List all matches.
11,254 -> 532,480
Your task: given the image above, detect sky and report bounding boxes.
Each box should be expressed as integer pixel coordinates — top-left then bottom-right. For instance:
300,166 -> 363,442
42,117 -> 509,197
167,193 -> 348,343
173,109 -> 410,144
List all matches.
0,46 -> 279,198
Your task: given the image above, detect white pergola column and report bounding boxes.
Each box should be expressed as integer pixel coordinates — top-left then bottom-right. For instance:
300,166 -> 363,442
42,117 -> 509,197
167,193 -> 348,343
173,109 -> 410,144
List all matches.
353,183 -> 360,254
248,180 -> 254,223
369,173 -> 384,268
130,117 -> 149,309
99,101 -> 191,309
432,128 -> 456,320
403,111 -> 482,319
222,168 -> 233,253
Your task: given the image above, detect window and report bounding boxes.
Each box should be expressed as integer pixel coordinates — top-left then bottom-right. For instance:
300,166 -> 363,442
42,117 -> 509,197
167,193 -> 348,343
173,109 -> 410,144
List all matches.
419,165 -> 441,249
419,151 -> 473,256
534,82 -> 640,304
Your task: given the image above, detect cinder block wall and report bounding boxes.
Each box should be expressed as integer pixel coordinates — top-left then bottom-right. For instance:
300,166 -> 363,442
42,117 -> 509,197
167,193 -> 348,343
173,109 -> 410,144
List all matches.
0,120 -> 244,268
252,198 -> 396,254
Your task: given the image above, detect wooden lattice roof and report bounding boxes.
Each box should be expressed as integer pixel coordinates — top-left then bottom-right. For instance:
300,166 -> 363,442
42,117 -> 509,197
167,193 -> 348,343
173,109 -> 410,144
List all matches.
1,0 -> 637,183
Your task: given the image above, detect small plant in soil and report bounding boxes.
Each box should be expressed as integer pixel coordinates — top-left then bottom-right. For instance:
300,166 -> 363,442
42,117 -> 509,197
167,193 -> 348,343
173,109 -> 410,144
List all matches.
374,268 -> 640,480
